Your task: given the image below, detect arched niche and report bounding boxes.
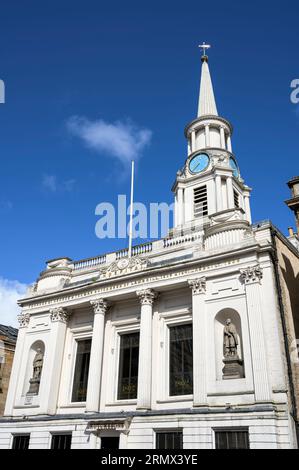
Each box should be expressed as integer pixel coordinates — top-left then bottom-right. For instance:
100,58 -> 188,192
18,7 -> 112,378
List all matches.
22,340 -> 45,396
214,308 -> 244,380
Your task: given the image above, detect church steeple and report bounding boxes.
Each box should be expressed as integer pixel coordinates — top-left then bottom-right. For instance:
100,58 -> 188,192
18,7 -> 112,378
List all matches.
172,45 -> 252,232
198,48 -> 218,117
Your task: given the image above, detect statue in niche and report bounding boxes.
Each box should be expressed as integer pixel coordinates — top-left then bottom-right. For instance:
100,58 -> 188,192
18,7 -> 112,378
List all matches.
223,319 -> 239,357
27,348 -> 44,395
222,319 -> 244,380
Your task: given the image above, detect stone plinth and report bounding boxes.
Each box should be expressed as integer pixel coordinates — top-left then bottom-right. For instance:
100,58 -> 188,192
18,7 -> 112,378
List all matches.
222,356 -> 244,380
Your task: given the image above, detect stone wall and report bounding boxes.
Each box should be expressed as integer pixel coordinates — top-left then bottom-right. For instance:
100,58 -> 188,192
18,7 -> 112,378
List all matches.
275,235 -> 299,421
0,336 -> 16,416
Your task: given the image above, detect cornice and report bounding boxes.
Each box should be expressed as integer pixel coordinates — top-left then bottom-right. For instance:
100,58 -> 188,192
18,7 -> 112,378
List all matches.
17,241 -> 269,313
184,115 -> 233,137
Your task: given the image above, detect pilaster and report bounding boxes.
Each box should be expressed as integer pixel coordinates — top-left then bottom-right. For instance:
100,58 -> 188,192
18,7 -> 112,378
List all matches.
188,277 -> 208,407
86,298 -> 109,412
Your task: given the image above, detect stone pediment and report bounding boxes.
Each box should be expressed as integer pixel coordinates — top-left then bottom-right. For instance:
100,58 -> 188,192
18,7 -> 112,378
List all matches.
99,256 -> 150,279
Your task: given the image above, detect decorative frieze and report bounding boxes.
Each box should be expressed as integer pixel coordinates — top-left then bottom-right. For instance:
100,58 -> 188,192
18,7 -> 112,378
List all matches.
188,277 -> 206,295
240,265 -> 263,284
17,312 -> 30,328
137,288 -> 157,306
20,259 -> 241,312
49,307 -> 70,323
90,298 -> 109,315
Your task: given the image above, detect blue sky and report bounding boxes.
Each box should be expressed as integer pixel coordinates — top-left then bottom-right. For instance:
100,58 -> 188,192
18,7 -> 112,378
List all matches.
0,0 -> 298,324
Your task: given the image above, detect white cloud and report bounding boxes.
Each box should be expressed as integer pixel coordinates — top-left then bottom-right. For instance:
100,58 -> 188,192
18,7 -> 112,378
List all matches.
0,278 -> 28,327
42,174 -> 57,192
42,174 -> 76,193
67,116 -> 152,165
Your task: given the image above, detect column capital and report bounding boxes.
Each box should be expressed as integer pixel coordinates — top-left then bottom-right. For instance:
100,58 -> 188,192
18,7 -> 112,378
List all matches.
90,298 -> 109,315
49,307 -> 70,324
240,264 -> 263,285
137,289 -> 157,306
17,312 -> 30,328
188,277 -> 206,295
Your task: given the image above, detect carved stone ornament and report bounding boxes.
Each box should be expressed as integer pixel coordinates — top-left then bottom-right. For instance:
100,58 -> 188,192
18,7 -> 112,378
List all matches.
90,298 -> 109,314
17,312 -> 30,328
49,307 -> 70,323
240,265 -> 263,284
137,289 -> 157,306
99,256 -> 150,279
188,277 -> 206,295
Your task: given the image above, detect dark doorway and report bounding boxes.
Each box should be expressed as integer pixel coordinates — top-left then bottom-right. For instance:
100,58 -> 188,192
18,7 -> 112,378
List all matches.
101,436 -> 120,449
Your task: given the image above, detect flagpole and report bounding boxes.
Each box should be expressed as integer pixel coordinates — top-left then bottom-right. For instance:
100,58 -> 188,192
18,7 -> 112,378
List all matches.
128,160 -> 135,258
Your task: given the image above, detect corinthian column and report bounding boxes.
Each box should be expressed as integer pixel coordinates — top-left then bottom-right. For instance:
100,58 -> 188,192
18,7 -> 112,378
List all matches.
86,299 -> 109,412
41,307 -> 70,414
240,265 -> 272,402
136,289 -> 157,410
188,277 -> 208,407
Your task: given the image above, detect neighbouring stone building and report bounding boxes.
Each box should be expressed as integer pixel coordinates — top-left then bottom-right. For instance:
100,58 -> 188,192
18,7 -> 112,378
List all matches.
0,325 -> 18,416
0,49 -> 299,450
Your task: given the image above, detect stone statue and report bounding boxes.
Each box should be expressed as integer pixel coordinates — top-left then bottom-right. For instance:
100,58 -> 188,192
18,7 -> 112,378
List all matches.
222,319 -> 244,380
27,348 -> 44,395
223,319 -> 238,357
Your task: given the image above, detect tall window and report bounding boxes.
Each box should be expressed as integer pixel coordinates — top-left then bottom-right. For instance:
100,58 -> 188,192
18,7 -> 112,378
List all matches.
215,429 -> 249,449
169,324 -> 193,396
156,431 -> 183,449
71,339 -> 91,402
194,185 -> 208,218
12,434 -> 30,450
51,433 -> 72,450
118,332 -> 139,400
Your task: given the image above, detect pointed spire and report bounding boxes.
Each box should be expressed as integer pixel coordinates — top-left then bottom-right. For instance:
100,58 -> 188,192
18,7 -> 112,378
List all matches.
197,44 -> 218,117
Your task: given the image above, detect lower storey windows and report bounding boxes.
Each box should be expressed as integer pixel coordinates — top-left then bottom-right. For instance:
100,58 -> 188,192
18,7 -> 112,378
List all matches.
12,434 -> 30,450
51,433 -> 72,449
214,428 -> 250,449
156,431 -> 183,449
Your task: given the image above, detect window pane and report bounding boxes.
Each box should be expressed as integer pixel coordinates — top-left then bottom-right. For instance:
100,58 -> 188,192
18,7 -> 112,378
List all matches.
215,430 -> 249,449
12,435 -> 30,450
71,339 -> 91,402
156,432 -> 183,449
118,332 -> 139,400
169,325 -> 193,396
51,434 -> 72,450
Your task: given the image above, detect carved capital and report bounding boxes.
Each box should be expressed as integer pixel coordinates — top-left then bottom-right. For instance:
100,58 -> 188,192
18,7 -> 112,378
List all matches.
49,307 -> 70,323
90,298 -> 109,315
17,312 -> 30,328
240,265 -> 263,284
188,277 -> 206,295
137,289 -> 157,306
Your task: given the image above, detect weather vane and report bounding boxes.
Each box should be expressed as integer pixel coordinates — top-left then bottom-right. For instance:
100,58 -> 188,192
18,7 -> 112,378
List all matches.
198,42 -> 211,57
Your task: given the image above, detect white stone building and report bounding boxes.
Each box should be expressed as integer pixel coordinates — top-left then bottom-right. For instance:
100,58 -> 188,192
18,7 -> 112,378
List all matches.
0,50 -> 298,450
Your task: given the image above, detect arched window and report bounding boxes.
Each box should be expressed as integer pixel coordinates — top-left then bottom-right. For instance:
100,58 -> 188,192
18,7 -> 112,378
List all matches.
214,309 -> 244,381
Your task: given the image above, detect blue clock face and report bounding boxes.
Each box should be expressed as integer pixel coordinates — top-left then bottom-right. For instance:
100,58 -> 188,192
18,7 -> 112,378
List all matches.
229,157 -> 239,178
189,153 -> 210,174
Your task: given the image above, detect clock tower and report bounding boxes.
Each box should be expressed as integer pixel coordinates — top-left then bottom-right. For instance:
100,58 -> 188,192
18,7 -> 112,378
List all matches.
172,46 -> 252,240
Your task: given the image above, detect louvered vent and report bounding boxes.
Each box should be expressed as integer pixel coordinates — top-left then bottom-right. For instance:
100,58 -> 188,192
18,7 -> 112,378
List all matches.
234,189 -> 239,208
194,185 -> 208,218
